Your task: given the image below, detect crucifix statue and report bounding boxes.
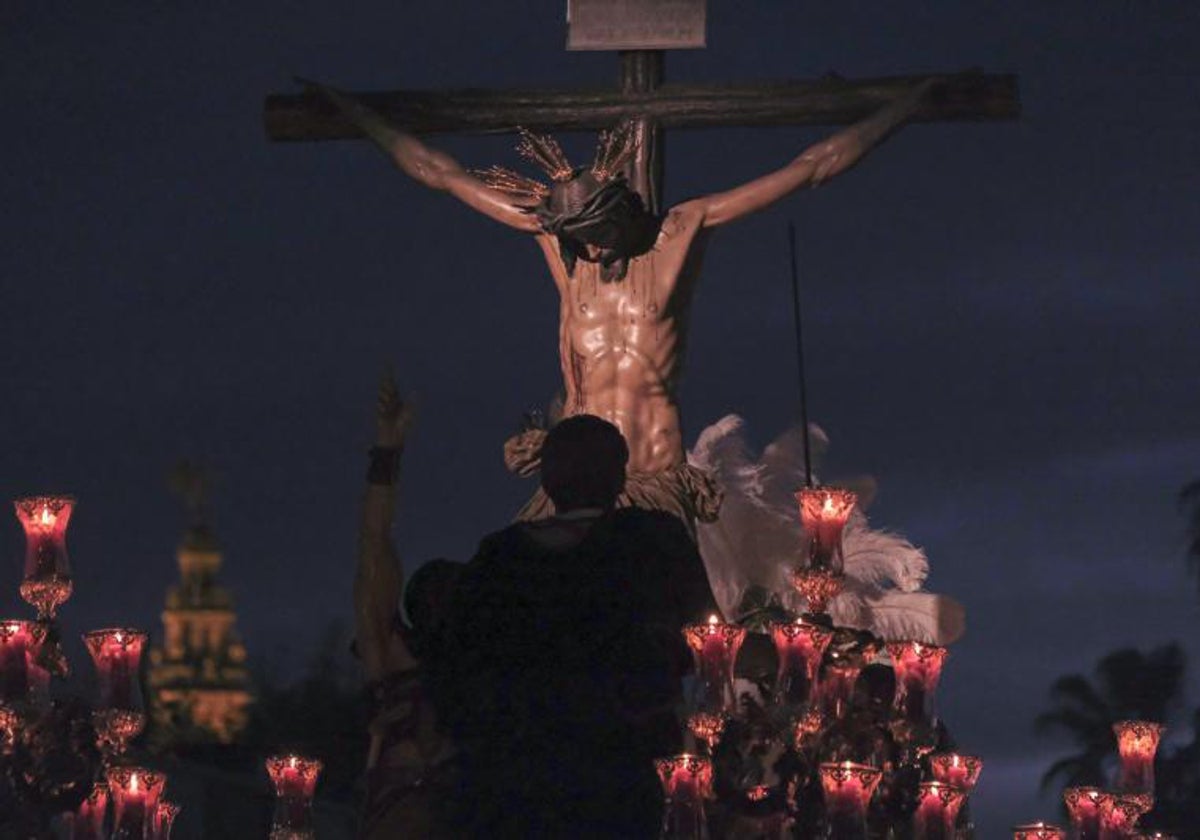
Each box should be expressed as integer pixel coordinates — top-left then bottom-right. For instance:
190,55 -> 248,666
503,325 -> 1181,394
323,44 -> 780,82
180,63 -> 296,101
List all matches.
269,2 -> 1013,642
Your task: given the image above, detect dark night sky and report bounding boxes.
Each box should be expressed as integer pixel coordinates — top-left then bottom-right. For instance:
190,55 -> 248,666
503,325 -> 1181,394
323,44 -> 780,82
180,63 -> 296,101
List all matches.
2,1 -> 1198,826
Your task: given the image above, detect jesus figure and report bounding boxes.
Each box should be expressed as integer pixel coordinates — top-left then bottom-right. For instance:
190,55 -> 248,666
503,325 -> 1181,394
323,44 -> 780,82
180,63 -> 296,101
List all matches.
313,80 -> 933,526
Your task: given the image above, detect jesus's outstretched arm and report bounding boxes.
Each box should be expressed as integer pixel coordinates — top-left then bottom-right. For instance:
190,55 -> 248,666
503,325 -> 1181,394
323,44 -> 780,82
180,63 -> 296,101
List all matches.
689,79 -> 937,228
307,81 -> 541,233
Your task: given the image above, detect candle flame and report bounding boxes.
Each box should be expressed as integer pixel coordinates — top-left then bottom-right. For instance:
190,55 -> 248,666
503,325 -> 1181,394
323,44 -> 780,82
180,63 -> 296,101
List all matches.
38,505 -> 54,527
115,631 -> 123,643
130,772 -> 139,793
289,756 -> 297,768
822,495 -> 835,514
707,614 -> 719,626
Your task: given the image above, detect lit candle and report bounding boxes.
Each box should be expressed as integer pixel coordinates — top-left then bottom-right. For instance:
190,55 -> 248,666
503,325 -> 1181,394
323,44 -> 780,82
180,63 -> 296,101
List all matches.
888,641 -> 949,724
107,767 -> 165,840
13,495 -> 75,618
770,618 -> 832,708
1097,791 -> 1151,840
929,753 -> 983,793
796,486 -> 857,572
819,761 -> 882,840
266,754 -> 322,838
0,621 -> 34,703
1114,720 -> 1163,796
84,628 -> 146,710
1012,824 -> 1067,840
1064,786 -> 1103,840
654,754 -> 712,840
913,781 -> 965,840
682,614 -> 746,715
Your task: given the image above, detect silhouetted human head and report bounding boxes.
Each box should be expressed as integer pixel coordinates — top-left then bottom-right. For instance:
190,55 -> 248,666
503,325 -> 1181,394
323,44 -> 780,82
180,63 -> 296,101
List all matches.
403,557 -> 463,658
540,414 -> 629,513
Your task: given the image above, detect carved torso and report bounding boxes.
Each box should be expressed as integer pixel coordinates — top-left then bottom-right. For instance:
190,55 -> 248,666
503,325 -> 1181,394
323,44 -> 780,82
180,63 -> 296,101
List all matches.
537,205 -> 708,473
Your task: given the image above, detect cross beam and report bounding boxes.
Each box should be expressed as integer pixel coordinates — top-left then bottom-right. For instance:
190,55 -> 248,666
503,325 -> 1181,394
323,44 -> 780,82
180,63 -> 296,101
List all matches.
263,73 -> 1018,143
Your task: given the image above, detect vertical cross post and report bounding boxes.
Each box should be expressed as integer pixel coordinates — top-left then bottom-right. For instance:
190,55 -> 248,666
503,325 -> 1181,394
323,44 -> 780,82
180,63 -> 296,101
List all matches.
619,50 -> 665,216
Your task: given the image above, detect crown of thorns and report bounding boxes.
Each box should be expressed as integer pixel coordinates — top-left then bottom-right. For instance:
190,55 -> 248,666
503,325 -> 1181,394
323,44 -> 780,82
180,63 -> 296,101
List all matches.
473,122 -> 640,201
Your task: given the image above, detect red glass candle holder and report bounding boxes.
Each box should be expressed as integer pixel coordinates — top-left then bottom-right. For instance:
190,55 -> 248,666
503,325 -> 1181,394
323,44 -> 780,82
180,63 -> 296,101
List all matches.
1097,791 -> 1151,840
1064,786 -> 1103,840
107,767 -> 166,840
85,628 -> 148,756
14,495 -> 75,619
770,618 -> 832,708
655,754 -> 713,840
0,704 -> 17,753
1114,720 -> 1163,796
929,753 -> 983,793
686,711 -> 727,753
818,655 -> 863,721
888,641 -> 948,724
819,761 -> 881,840
796,486 -> 857,574
153,800 -> 182,839
0,620 -> 39,704
793,706 -> 824,752
267,753 -> 323,839
67,782 -> 109,840
683,615 -> 746,716
1013,824 -> 1067,840
789,566 -> 845,616
913,782 -> 966,840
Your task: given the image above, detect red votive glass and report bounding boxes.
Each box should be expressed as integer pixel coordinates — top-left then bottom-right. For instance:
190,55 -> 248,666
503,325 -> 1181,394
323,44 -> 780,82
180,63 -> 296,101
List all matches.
85,628 -> 147,755
14,495 -> 75,619
686,711 -> 727,753
85,628 -> 146,709
152,799 -> 182,839
107,767 -> 166,840
1013,824 -> 1067,840
67,782 -> 109,840
913,781 -> 965,840
796,486 -> 857,573
0,620 -> 38,703
929,753 -> 983,793
770,618 -> 832,708
267,753 -> 323,839
888,641 -> 948,724
0,704 -> 17,753
655,754 -> 713,840
1114,720 -> 1163,796
683,615 -> 746,716
1065,786 -> 1104,840
793,707 -> 824,752
1097,791 -> 1151,840
818,655 -> 863,721
819,761 -> 881,840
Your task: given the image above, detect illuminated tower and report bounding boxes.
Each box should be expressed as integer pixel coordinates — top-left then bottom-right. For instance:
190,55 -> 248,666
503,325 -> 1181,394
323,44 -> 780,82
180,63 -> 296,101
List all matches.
148,462 -> 252,743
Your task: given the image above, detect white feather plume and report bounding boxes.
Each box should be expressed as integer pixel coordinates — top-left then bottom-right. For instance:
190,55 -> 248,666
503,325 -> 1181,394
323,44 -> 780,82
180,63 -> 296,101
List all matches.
690,415 -> 965,645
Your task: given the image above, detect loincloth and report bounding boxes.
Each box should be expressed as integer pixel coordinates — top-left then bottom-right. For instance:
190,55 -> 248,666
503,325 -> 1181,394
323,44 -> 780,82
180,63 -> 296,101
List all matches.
504,428 -> 722,526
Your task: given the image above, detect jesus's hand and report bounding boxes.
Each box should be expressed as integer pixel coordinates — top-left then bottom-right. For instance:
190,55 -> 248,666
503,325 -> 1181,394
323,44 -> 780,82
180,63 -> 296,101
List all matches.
376,368 -> 413,449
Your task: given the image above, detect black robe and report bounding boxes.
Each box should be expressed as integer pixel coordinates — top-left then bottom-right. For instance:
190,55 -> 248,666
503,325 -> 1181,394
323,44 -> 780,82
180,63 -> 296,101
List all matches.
429,508 -> 717,838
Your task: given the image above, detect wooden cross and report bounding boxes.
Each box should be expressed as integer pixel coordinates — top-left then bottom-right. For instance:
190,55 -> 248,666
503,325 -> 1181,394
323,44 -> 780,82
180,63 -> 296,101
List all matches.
263,3 -> 1018,215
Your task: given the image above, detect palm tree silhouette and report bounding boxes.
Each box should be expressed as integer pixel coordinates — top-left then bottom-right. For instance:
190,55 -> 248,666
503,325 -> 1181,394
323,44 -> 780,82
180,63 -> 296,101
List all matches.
1035,644 -> 1185,791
